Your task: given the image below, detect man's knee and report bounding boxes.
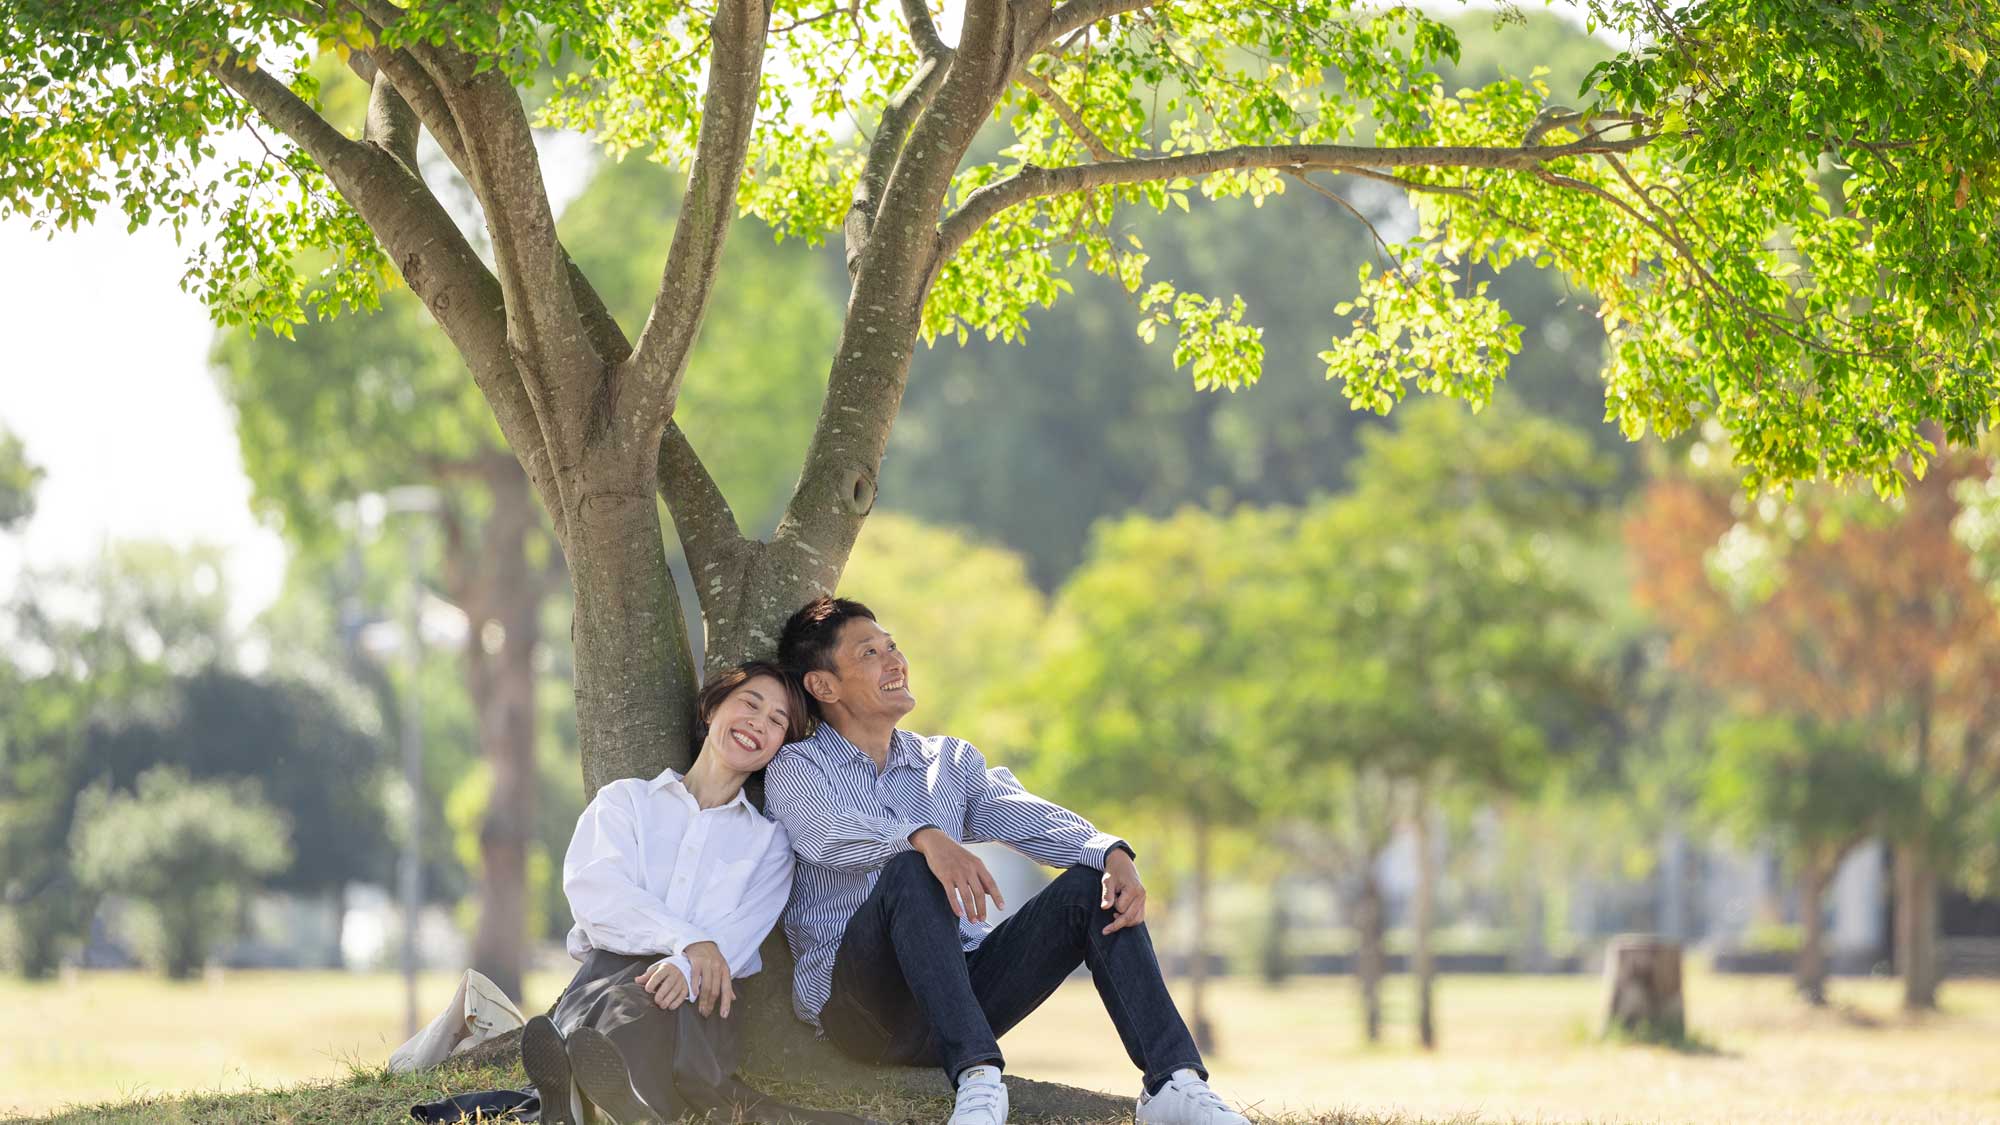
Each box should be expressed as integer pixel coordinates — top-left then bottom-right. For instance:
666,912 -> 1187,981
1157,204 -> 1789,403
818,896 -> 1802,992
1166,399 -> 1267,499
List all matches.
880,849 -> 932,887
1050,864 -> 1107,907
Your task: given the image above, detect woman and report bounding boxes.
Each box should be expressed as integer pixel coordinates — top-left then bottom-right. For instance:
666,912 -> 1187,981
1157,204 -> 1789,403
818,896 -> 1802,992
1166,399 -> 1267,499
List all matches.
522,660 -> 851,1125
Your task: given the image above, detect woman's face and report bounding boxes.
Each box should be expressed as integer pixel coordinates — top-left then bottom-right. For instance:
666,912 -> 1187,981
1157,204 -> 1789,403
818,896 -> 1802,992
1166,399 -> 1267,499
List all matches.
701,674 -> 794,773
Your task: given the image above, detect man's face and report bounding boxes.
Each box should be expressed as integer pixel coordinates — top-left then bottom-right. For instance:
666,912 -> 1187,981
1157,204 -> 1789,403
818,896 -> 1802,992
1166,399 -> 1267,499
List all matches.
815,617 -> 915,723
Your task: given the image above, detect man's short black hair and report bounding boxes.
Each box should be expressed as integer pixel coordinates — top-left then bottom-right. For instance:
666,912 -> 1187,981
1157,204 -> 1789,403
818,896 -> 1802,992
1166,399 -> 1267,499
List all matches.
779,596 -> 877,680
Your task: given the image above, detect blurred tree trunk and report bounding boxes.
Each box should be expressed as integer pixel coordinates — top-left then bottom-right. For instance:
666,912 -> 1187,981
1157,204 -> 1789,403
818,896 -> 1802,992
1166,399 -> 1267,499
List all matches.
1894,849 -> 1941,1011
447,459 -> 554,1003
1188,814 -> 1216,1054
325,887 -> 346,970
1795,853 -> 1830,1006
1354,869 -> 1385,1044
1413,783 -> 1437,1051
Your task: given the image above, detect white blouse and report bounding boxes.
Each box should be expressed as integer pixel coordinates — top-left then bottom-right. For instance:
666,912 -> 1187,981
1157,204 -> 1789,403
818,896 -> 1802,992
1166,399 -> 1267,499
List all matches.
562,768 -> 793,988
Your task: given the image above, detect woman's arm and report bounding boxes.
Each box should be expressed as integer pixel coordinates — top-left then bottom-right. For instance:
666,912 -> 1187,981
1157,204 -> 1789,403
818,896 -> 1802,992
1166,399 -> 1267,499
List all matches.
562,784 -> 710,958
695,824 -> 796,978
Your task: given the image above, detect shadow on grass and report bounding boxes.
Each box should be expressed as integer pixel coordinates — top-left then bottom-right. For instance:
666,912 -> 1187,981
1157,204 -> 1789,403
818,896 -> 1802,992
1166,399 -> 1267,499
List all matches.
1600,1023 -> 1734,1058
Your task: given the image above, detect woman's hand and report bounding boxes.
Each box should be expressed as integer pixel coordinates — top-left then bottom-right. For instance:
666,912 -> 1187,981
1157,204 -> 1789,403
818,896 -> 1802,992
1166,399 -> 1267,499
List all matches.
683,940 -> 735,1018
637,958 -> 689,1010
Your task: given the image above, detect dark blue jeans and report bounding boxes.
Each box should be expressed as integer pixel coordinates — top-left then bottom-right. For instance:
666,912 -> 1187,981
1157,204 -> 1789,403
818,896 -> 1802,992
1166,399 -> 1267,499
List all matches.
818,852 -> 1206,1091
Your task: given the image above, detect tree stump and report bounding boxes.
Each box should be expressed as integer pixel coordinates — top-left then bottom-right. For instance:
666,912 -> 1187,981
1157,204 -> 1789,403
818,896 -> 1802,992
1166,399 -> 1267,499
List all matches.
1602,933 -> 1685,1041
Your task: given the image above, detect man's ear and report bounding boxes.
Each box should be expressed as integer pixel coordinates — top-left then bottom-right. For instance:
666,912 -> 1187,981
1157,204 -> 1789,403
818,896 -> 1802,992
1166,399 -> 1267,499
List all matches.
803,668 -> 839,705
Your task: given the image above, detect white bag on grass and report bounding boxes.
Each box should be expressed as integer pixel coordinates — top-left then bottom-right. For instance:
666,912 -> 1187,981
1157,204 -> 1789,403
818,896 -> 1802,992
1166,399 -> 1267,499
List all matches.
387,968 -> 527,1073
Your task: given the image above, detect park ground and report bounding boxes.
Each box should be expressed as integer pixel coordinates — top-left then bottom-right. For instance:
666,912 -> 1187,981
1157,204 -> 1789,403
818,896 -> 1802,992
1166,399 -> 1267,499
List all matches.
4,969 -> 1998,1124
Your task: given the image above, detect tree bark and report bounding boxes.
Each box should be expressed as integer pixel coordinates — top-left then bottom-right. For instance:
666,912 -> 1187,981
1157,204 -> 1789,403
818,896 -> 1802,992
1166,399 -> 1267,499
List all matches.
1412,788 -> 1437,1051
1894,848 -> 1942,1011
568,472 -> 701,796
1353,868 -> 1385,1044
1187,814 -> 1216,1054
1795,852 -> 1831,1007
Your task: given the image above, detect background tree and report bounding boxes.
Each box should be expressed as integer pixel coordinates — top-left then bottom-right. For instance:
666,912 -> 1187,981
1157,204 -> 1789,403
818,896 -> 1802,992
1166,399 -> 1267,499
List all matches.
882,9 -> 1631,586
1265,399 -> 1615,1048
78,667 -> 392,967
836,511 -> 1047,739
1627,458 -> 2000,1010
0,426 -> 41,530
0,541 -> 233,977
1024,504 -> 1287,1051
70,767 -> 293,979
1701,714 -> 1911,1005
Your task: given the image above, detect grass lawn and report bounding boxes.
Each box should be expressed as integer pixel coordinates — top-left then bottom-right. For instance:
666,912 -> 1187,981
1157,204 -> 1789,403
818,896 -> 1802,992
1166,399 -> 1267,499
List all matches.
4,968 -> 1998,1123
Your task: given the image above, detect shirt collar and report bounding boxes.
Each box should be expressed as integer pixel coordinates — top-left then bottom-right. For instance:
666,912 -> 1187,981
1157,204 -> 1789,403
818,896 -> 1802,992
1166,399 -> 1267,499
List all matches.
808,723 -> 932,771
647,767 -> 755,814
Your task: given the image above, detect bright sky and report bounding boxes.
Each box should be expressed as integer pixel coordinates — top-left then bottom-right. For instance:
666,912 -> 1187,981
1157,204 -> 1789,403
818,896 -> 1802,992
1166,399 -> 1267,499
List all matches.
0,218 -> 288,630
0,138 -> 595,634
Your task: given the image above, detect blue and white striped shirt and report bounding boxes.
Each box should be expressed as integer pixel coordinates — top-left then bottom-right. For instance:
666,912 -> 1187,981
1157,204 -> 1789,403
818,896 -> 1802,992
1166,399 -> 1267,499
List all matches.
766,723 -> 1125,1028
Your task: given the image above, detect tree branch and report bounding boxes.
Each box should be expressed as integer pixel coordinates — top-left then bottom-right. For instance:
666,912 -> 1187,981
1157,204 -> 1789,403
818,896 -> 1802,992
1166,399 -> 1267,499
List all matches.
1018,70 -> 1118,161
556,238 -> 743,568
362,38 -> 471,176
843,0 -> 955,278
363,68 -> 420,172
936,135 -> 1654,260
657,422 -> 748,567
451,68 -> 601,441
619,0 -> 774,442
209,50 -> 566,539
1041,0 -> 1158,52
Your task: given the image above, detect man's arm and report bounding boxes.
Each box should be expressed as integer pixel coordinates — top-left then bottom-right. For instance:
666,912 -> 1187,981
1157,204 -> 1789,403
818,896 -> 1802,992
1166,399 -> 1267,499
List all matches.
562,786 -> 711,958
959,743 -> 1127,870
765,751 -> 932,872
959,743 -> 1147,934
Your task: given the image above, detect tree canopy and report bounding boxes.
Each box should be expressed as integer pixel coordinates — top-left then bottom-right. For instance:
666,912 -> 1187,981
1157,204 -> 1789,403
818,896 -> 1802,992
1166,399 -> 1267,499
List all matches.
7,0 -> 1998,798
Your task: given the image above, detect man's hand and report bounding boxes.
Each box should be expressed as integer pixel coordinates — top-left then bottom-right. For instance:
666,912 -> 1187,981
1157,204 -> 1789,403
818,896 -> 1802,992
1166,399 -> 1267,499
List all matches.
636,957 -> 689,1011
1100,849 -> 1147,935
683,941 -> 735,1018
911,828 -> 1006,922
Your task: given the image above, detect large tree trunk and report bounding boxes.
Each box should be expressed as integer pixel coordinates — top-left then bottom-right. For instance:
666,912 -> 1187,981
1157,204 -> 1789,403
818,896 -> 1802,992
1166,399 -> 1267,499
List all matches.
1894,848 -> 1942,1011
1412,787 -> 1437,1051
568,475 -> 702,795
1795,852 -> 1831,1007
1353,868 -> 1386,1044
463,463 -> 545,1001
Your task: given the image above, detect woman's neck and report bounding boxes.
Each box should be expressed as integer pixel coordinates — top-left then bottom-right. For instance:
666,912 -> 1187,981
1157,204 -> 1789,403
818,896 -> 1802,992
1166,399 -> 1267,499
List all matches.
682,748 -> 749,809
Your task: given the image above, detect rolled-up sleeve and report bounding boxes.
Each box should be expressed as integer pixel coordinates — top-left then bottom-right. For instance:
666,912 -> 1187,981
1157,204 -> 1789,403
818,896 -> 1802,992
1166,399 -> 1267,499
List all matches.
563,787 -> 707,957
960,745 -> 1125,870
767,751 -> 929,872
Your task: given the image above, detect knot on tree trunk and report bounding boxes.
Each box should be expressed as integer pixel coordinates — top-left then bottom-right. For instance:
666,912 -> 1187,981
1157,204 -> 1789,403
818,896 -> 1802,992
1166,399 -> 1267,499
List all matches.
841,467 -> 877,516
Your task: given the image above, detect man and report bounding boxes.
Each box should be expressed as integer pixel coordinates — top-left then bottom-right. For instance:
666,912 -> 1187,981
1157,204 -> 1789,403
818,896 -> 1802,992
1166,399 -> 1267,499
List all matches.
767,596 -> 1251,1125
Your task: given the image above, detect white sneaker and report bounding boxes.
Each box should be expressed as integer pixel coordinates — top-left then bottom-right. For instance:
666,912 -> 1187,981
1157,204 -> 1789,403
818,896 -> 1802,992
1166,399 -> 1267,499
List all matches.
1136,1069 -> 1250,1125
948,1064 -> 1008,1125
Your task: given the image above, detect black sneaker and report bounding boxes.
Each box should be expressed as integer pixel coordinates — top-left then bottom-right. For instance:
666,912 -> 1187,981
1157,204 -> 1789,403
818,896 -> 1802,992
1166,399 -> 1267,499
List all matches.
522,1015 -> 587,1125
565,1026 -> 662,1125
